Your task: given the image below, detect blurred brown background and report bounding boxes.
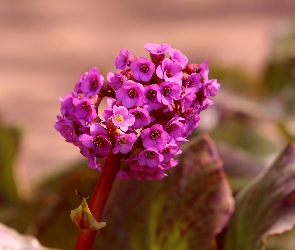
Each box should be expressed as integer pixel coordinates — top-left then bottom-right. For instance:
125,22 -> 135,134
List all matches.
0,0 -> 295,189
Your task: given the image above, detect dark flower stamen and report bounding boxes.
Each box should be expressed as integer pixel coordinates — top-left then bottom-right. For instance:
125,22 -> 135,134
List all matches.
165,70 -> 173,78
163,148 -> 170,153
133,111 -> 142,118
147,89 -> 156,100
163,86 -> 171,96
166,124 -> 175,132
93,136 -> 108,147
140,64 -> 149,73
91,79 -> 98,90
150,129 -> 161,139
83,102 -> 91,111
119,137 -> 127,145
145,151 -> 155,158
128,89 -> 138,98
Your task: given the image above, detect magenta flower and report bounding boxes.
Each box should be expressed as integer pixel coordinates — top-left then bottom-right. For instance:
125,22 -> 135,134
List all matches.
195,97 -> 214,112
161,143 -> 181,163
141,124 -> 170,151
80,133 -> 110,159
156,58 -> 182,84
130,57 -> 155,82
111,105 -> 135,132
203,79 -> 220,97
185,73 -> 202,93
199,59 -> 209,80
81,123 -> 111,158
183,108 -> 200,137
79,67 -> 104,97
87,156 -> 100,169
180,91 -> 197,112
107,72 -> 125,90
54,116 -> 79,145
116,169 -> 132,180
72,97 -> 97,125
144,43 -> 171,55
113,133 -> 137,154
169,48 -> 188,68
143,84 -> 162,110
129,107 -> 151,129
165,117 -> 186,142
138,148 -> 164,168
116,80 -> 144,108
115,48 -> 130,70
59,93 -> 76,118
159,81 -> 181,105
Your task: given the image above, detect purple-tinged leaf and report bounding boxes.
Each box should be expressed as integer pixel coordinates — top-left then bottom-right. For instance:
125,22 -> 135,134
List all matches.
95,134 -> 234,250
218,142 -> 295,250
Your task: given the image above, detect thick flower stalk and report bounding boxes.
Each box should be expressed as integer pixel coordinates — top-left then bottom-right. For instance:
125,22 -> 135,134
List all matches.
55,43 -> 220,180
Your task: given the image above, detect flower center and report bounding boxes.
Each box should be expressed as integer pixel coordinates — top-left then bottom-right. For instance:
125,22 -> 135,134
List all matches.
140,64 -> 149,73
93,136 -> 108,147
114,114 -> 124,124
163,86 -> 171,96
145,151 -> 155,159
163,148 -> 170,153
150,129 -> 161,140
166,123 -> 175,132
128,89 -> 138,98
119,137 -> 127,145
165,69 -> 173,78
187,79 -> 193,87
83,102 -> 91,111
133,111 -> 142,118
91,78 -> 98,90
147,89 -> 156,100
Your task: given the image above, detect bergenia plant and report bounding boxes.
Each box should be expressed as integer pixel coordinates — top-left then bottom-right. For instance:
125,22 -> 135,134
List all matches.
54,43 -> 220,249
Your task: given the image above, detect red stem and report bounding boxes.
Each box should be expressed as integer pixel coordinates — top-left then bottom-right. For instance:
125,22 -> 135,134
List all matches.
74,152 -> 121,250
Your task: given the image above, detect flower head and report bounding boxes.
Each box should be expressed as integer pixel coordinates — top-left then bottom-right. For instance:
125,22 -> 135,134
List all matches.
55,43 -> 220,180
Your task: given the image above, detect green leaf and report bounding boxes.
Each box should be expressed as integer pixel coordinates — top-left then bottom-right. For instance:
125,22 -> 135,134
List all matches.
218,142 -> 295,250
95,134 -> 234,250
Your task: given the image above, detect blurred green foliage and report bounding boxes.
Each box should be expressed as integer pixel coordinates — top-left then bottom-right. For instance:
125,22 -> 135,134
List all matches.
0,121 -> 21,203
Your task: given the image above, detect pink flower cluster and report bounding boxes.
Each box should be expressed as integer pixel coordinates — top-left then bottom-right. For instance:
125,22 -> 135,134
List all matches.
54,43 -> 220,180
